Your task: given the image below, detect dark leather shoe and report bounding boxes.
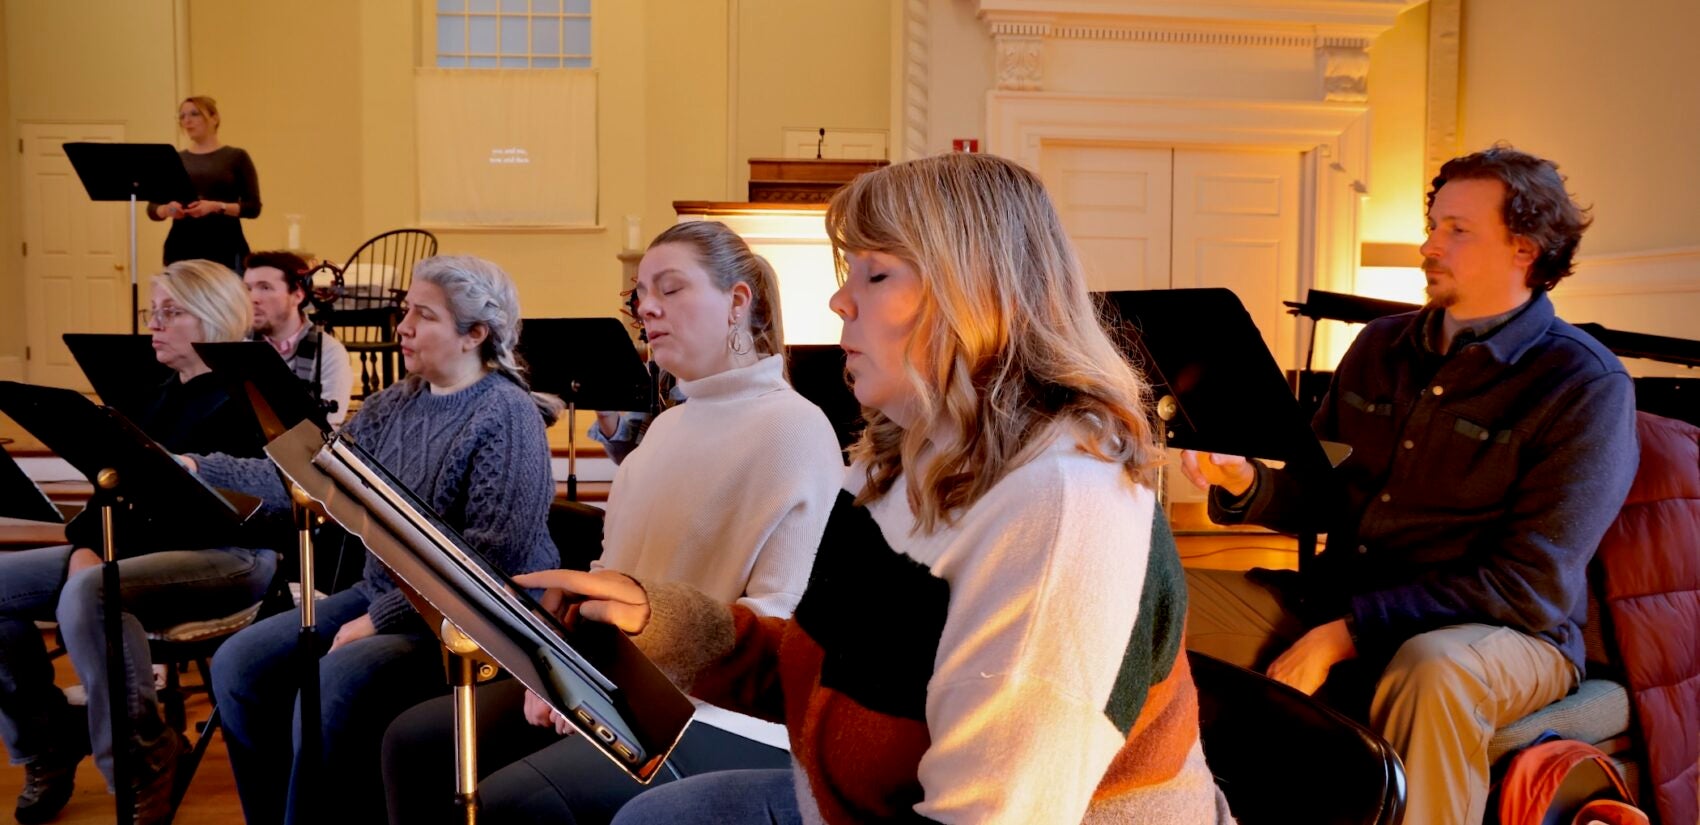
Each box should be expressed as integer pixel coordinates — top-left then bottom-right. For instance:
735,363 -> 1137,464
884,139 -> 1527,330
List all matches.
130,726 -> 187,825
14,754 -> 80,824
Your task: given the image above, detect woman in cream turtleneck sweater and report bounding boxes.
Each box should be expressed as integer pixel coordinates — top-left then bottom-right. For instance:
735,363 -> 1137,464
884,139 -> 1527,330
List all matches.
381,221 -> 845,825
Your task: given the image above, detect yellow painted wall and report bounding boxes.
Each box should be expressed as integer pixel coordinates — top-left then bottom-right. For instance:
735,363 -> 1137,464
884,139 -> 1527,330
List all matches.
186,0 -> 365,264
386,0 -> 731,321
733,0 -> 891,195
2,1 -> 884,359
179,0 -> 730,323
1360,3 -> 1429,247
1460,0 -> 1700,255
1,0 -> 181,363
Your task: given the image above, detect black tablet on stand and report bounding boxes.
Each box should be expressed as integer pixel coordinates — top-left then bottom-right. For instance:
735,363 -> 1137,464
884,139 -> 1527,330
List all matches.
268,422 -> 694,814
0,380 -> 259,824
196,340 -> 333,437
63,333 -> 174,424
1097,289 -> 1347,572
517,318 -> 654,500
0,446 -> 63,525
0,381 -> 261,549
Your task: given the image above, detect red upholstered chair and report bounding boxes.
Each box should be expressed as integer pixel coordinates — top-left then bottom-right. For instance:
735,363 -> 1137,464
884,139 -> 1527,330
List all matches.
1486,412 -> 1700,825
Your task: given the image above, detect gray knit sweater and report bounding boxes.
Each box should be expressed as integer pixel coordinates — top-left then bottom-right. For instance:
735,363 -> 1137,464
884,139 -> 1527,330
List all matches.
191,371 -> 558,633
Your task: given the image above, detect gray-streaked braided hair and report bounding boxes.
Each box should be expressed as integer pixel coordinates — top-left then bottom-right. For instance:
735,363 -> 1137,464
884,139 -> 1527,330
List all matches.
412,255 -> 564,425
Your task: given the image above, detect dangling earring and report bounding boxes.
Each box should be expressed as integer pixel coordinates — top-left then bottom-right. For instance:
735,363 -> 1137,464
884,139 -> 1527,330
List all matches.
727,313 -> 754,356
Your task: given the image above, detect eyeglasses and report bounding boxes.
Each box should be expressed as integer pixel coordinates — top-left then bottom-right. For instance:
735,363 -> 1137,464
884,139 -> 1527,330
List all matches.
145,306 -> 193,328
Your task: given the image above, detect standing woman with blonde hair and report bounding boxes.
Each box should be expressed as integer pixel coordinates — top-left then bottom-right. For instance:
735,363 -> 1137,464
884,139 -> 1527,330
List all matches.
521,154 -> 1232,824
148,96 -> 262,271
0,258 -> 275,825
198,255 -> 561,825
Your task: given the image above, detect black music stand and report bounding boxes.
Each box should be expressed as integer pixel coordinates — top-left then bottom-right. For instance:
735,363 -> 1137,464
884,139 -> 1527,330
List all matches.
191,338 -> 336,818
62,143 -> 197,334
0,381 -> 258,825
63,333 -> 175,424
0,447 -> 63,524
1285,290 -> 1421,417
785,344 -> 862,450
517,318 -> 653,500
268,422 -> 695,822
195,341 -> 332,436
1098,289 -> 1346,572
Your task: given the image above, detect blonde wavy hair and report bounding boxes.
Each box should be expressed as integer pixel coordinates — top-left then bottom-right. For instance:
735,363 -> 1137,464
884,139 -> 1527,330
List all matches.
152,259 -> 251,342
827,153 -> 1161,532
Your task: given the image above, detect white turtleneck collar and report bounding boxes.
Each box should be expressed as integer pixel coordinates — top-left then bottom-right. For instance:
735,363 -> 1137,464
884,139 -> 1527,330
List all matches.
676,353 -> 787,403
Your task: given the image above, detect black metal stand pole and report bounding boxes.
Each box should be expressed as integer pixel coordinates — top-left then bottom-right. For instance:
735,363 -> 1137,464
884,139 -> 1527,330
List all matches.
97,468 -> 134,825
127,194 -> 139,335
566,393 -> 578,502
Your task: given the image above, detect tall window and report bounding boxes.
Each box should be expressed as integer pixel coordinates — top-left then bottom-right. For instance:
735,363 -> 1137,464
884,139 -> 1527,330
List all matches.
436,0 -> 591,69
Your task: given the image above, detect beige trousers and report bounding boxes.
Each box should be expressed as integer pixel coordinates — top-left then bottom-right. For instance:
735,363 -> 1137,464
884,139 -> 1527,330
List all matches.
1184,567 -> 1577,825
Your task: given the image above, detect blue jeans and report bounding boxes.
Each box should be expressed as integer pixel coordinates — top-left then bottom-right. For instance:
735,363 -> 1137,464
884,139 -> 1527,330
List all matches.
211,586 -> 445,825
381,677 -> 794,825
611,769 -> 802,825
0,543 -> 276,788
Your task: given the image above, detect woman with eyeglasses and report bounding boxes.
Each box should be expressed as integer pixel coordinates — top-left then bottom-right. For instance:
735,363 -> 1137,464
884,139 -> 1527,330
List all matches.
137,258 -> 270,456
0,259 -> 276,825
147,95 -> 262,272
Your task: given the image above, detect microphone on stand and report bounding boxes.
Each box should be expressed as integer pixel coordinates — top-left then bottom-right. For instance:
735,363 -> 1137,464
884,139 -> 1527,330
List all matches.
816,127 -> 826,160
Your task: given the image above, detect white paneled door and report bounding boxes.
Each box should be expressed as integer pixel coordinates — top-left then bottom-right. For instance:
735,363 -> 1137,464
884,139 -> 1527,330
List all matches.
1044,143 -> 1301,369
20,123 -> 131,390
1172,147 -> 1302,370
1044,143 -> 1302,507
1040,143 -> 1172,293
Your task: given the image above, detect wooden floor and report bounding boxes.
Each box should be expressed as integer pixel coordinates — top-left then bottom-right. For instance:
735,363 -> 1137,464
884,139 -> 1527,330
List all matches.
0,632 -> 242,825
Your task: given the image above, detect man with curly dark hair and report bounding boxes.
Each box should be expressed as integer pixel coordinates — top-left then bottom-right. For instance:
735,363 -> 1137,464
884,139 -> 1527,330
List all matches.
1181,145 -> 1638,825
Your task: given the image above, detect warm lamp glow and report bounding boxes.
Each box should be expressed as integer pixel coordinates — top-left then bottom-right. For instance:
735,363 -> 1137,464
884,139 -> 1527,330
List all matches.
1358,241 -> 1427,304
1313,242 -> 1428,369
1356,266 -> 1427,306
673,210 -> 843,346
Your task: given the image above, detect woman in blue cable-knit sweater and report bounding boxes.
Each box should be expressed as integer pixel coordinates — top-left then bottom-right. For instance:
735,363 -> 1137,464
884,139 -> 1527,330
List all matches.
193,255 -> 562,825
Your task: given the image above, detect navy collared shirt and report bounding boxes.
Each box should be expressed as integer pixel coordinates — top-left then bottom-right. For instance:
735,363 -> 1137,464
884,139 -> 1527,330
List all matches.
1211,291 -> 1638,669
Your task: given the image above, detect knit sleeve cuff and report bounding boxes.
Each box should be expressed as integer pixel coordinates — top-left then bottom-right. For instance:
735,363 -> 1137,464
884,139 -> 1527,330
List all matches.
187,453 -> 290,513
367,587 -> 419,634
631,580 -> 734,691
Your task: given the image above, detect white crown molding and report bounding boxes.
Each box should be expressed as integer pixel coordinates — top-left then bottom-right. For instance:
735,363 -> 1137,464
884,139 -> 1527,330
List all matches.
987,91 -> 1369,162
977,0 -> 1418,95
983,18 -> 1380,48
976,0 -> 1414,28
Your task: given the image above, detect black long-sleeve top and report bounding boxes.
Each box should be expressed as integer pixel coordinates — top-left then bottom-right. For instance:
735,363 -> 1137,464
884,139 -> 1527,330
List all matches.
148,146 -> 262,271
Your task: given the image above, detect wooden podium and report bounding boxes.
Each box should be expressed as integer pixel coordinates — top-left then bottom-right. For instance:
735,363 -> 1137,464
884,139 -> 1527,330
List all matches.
746,157 -> 888,204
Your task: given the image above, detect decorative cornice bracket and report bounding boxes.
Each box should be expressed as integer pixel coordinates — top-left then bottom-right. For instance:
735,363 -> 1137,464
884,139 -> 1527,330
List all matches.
977,0 -> 1417,101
